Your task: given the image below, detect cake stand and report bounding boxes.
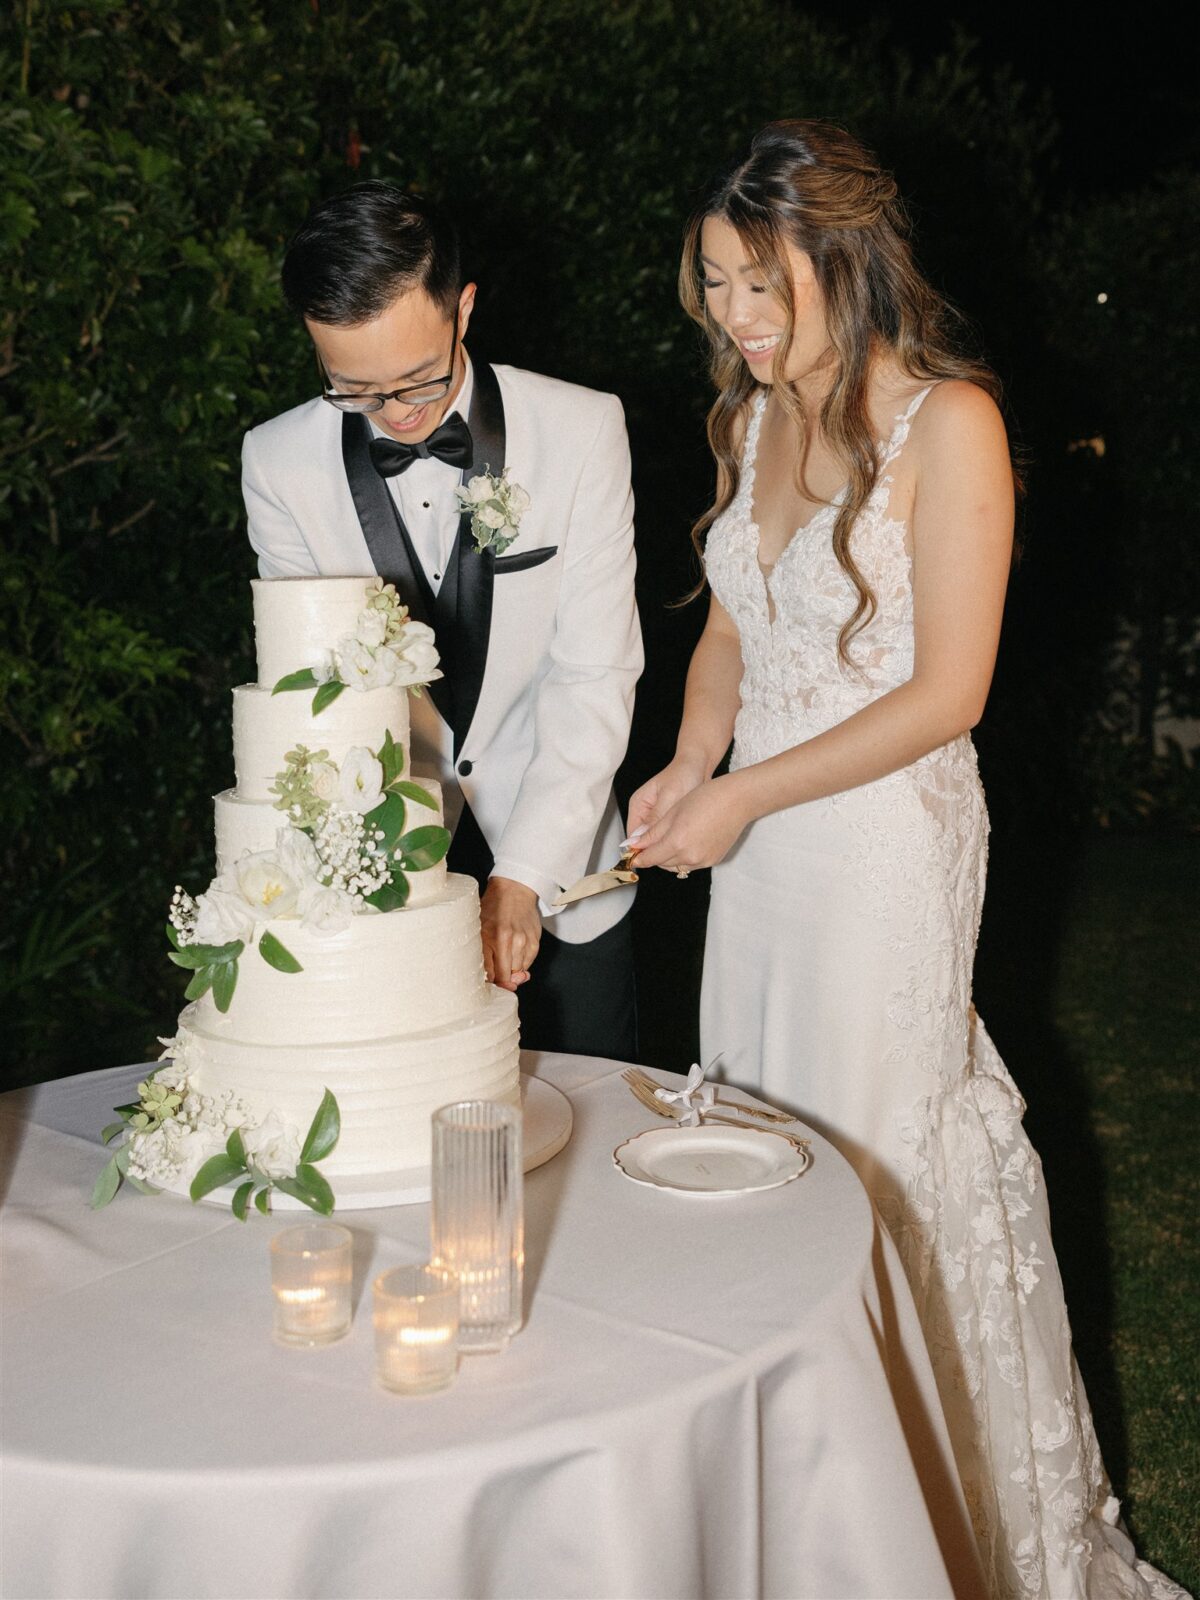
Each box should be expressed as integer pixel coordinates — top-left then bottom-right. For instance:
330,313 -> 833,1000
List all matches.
174,1074 -> 573,1212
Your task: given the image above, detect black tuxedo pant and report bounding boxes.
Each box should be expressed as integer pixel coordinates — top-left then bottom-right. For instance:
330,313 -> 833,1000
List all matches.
448,804 -> 638,1062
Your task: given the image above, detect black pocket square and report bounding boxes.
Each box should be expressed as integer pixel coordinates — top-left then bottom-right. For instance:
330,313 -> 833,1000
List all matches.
492,545 -> 558,573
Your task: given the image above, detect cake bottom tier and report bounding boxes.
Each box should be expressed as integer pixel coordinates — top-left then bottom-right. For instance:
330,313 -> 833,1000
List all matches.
176,986 -> 520,1178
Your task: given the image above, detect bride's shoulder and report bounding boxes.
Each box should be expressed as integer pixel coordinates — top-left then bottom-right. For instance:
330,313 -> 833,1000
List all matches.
910,379 -> 1008,464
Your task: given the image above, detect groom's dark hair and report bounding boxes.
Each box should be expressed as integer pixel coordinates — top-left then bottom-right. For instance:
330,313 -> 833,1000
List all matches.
281,182 -> 462,325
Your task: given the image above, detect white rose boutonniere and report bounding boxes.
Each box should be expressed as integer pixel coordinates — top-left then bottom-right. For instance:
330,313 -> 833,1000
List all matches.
455,467 -> 529,556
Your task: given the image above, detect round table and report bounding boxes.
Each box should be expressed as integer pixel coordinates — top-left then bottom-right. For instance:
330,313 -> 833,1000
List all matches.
0,1053 -> 983,1600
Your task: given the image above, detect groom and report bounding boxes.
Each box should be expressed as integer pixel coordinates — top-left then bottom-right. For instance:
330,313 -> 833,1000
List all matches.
242,182 -> 641,1059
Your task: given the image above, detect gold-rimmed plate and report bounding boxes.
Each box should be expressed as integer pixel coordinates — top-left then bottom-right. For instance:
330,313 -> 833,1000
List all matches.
613,1125 -> 809,1197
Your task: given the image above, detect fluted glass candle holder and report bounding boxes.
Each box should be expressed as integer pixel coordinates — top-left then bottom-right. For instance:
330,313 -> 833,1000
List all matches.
431,1100 -> 524,1353
373,1265 -> 459,1394
270,1223 -> 353,1347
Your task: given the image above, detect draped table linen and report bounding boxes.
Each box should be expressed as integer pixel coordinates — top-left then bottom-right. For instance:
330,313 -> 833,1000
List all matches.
0,1054 -> 983,1600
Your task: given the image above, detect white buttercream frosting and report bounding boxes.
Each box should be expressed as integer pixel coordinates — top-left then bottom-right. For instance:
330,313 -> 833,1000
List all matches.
252,576 -> 377,687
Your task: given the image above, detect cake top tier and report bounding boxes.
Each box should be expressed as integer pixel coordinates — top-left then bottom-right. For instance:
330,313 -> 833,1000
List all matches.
252,577 -> 379,687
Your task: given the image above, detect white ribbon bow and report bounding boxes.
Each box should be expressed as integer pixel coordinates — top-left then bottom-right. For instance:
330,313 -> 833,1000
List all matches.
655,1061 -> 717,1127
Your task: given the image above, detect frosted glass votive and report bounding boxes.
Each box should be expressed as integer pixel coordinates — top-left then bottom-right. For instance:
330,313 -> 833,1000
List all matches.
431,1100 -> 524,1354
270,1223 -> 353,1347
373,1265 -> 460,1395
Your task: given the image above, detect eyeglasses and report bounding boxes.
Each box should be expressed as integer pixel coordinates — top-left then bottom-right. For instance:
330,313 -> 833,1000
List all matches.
319,323 -> 458,414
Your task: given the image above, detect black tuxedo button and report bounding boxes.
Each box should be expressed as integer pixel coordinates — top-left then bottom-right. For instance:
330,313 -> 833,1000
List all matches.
458,759 -> 474,777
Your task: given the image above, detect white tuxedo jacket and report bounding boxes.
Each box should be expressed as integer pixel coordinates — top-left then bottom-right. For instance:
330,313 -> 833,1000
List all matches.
241,359 -> 642,942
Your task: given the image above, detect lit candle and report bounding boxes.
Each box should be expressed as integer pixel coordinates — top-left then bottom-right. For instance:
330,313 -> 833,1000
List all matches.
373,1265 -> 459,1394
270,1223 -> 353,1347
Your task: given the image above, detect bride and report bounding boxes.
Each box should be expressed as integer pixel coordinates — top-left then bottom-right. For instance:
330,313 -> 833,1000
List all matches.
627,120 -> 1186,1600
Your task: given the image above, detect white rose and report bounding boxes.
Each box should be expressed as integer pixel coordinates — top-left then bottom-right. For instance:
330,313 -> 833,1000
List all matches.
388,623 -> 442,686
301,884 -> 357,934
478,503 -> 507,529
235,851 -> 302,918
274,826 -> 323,888
309,760 -> 340,804
506,483 -> 531,516
338,746 -> 385,813
192,882 -> 256,946
240,1112 -> 301,1181
354,607 -> 388,648
335,637 -> 399,690
464,475 -> 494,504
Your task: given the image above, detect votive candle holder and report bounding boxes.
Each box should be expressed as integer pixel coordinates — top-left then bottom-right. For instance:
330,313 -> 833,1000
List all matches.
373,1265 -> 460,1395
431,1100 -> 524,1354
270,1222 -> 353,1347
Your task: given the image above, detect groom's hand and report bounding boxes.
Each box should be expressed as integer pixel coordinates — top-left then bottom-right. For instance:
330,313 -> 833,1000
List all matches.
481,878 -> 542,991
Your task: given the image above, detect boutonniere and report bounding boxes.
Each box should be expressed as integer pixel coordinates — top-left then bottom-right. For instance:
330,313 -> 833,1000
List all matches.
455,467 -> 531,556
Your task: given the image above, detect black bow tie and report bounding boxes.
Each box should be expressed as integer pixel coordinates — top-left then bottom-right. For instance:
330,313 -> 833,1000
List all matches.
368,414 -> 474,479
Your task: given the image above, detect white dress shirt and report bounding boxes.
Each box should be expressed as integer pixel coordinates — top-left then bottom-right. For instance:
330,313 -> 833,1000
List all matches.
369,357 -> 475,595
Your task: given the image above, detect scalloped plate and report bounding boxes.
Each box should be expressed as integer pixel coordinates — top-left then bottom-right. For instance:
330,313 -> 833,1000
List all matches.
613,1124 -> 809,1197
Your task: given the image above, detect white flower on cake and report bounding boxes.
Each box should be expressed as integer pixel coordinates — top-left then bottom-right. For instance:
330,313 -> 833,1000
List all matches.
235,851 -> 304,918
309,759 -> 340,805
300,884 -> 357,934
239,1110 -> 302,1181
192,881 -> 257,947
337,746 -> 385,813
389,620 -> 440,686
271,578 -> 441,710
92,1044 -> 343,1221
354,606 -> 389,648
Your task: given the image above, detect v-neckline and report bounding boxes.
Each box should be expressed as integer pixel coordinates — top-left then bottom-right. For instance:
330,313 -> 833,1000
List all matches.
743,386 -> 928,587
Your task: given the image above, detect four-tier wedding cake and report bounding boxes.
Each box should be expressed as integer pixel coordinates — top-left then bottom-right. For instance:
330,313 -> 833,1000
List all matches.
157,576 -> 521,1190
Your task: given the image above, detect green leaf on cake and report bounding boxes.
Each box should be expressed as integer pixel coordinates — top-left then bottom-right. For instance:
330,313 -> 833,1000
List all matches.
295,1164 -> 335,1215
169,939 -> 244,970
378,727 -> 406,787
253,1187 -> 272,1217
190,1152 -> 247,1202
396,825 -> 451,872
274,1168 -> 335,1217
210,957 -> 239,1013
389,779 -> 437,811
166,922 -> 181,950
300,1089 -> 341,1164
90,1154 -> 123,1210
232,1180 -> 255,1222
258,930 -> 303,973
226,1127 -> 247,1166
272,668 -> 318,695
184,966 -> 216,1001
311,679 -> 346,715
101,1121 -> 126,1145
366,790 -> 407,853
364,878 -> 409,912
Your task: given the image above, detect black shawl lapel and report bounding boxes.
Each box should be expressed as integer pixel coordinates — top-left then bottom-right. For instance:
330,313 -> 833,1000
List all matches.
438,361 -> 505,756
341,411 -> 453,728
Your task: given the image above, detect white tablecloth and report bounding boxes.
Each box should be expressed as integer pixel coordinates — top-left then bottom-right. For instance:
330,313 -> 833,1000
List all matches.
0,1054 -> 984,1600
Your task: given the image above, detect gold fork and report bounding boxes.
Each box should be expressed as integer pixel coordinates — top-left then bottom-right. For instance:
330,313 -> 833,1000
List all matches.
621,1071 -> 811,1151
622,1065 -> 797,1124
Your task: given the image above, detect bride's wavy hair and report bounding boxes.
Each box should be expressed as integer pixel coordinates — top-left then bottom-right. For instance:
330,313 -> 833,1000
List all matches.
679,119 -> 1014,663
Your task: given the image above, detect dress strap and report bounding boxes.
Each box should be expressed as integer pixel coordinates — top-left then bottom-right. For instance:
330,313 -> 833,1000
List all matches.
879,384 -> 936,467
740,389 -> 769,475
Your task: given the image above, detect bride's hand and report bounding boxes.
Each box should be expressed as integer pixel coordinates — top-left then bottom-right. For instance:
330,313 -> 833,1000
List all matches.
628,775 -> 753,873
625,758 -> 708,842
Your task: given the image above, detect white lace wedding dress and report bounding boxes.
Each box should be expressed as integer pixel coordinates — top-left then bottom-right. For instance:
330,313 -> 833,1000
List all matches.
699,387 -> 1188,1600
